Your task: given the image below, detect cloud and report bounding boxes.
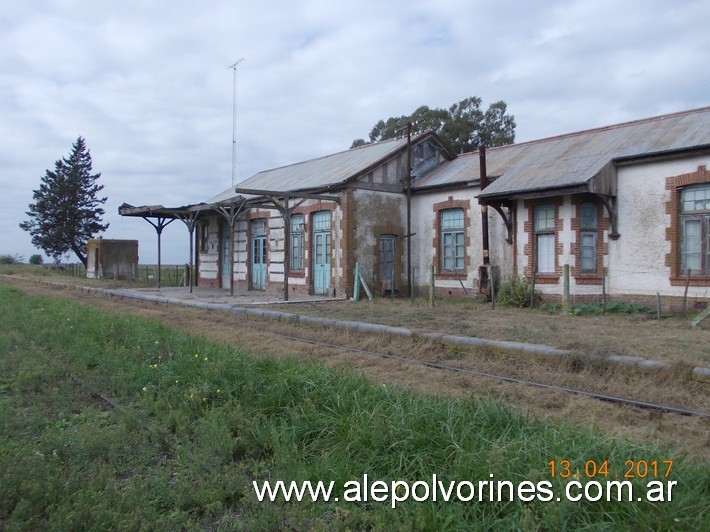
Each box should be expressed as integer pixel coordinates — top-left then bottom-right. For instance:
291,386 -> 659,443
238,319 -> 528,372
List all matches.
1,0 -> 708,264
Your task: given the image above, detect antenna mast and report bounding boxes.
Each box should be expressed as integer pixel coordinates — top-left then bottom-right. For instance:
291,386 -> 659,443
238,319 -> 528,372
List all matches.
227,58 -> 245,187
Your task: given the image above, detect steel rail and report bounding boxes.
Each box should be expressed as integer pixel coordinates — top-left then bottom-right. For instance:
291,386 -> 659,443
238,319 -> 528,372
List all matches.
276,334 -> 710,419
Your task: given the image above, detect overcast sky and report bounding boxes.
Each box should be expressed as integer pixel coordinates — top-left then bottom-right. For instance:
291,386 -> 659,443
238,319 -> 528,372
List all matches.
2,0 -> 708,265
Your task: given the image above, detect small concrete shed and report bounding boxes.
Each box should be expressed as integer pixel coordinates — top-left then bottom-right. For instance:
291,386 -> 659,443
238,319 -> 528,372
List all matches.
86,239 -> 138,280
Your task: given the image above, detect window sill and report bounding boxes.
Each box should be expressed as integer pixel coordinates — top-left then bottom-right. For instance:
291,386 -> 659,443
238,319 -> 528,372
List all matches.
574,275 -> 603,285
532,274 -> 560,285
436,272 -> 467,280
669,276 -> 710,287
288,270 -> 306,278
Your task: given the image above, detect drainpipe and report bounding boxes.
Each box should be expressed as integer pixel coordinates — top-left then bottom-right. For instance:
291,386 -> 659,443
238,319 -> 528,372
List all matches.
478,145 -> 493,298
406,123 -> 413,297
480,145 -> 489,265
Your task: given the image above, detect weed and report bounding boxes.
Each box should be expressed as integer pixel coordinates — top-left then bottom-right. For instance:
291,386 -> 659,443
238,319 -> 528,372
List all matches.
496,275 -> 537,308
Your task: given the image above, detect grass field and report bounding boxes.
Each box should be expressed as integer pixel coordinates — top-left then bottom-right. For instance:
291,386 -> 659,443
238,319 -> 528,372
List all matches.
3,264 -> 708,367
0,263 -> 188,288
1,284 -> 708,530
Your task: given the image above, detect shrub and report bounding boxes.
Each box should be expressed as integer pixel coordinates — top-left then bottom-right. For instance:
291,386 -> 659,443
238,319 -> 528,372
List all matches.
29,254 -> 44,265
0,254 -> 24,264
496,275 -> 536,308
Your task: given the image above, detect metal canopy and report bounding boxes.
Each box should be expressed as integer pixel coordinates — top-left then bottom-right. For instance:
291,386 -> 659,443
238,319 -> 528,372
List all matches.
119,202 -> 221,292
233,187 -> 341,301
118,186 -> 342,299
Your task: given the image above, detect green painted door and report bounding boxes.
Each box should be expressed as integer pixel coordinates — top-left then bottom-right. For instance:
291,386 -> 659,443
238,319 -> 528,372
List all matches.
251,219 -> 267,290
312,211 -> 331,295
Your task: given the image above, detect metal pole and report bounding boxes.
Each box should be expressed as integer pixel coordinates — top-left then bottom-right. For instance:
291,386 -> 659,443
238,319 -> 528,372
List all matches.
228,58 -> 245,187
406,122 -> 412,297
283,197 -> 291,302
479,145 -> 490,266
157,226 -> 162,289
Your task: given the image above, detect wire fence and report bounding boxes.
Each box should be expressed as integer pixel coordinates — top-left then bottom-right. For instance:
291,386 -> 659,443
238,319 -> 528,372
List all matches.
57,263 -> 187,288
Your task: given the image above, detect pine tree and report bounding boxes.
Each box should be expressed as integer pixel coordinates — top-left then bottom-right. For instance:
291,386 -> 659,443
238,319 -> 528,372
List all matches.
20,137 -> 108,265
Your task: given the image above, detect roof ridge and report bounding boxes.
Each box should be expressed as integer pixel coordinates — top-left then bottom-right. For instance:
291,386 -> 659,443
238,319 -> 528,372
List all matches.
251,136 -> 406,176
486,106 -> 710,152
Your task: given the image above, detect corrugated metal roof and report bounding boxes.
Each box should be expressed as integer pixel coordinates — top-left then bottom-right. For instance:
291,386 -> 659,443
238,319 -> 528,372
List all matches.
205,137 -> 408,203
415,107 -> 710,197
411,152 -> 478,187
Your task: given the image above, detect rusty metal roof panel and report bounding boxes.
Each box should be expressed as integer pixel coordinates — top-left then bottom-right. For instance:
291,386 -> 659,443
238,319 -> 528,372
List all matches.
462,107 -> 710,198
206,137 -> 408,203
412,152 -> 478,187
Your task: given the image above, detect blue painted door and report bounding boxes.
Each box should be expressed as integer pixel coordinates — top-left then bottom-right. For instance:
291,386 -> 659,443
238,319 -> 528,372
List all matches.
220,222 -> 231,289
312,211 -> 331,295
251,219 -> 267,290
379,235 -> 396,293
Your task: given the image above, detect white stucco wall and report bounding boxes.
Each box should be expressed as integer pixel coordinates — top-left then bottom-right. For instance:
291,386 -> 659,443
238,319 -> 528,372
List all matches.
197,217 -> 219,281
411,188 -> 509,293
610,155 -> 709,299
512,155 -> 710,301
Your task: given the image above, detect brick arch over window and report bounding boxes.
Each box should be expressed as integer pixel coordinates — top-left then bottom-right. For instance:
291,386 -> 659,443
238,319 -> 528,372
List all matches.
665,165 -> 710,286
432,197 -> 471,279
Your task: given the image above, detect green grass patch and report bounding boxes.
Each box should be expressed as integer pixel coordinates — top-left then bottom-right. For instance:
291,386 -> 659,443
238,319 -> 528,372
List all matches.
540,301 -> 656,316
0,284 -> 707,530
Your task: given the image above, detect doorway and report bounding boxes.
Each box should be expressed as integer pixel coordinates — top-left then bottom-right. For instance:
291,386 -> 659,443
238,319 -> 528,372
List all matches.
312,211 -> 331,294
251,219 -> 267,290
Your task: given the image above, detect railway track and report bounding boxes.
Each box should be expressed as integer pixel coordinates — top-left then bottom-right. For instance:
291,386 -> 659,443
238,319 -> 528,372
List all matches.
272,332 -> 710,419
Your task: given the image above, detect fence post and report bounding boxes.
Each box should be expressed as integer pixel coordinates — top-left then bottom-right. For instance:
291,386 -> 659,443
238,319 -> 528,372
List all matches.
488,265 -> 496,309
602,268 -> 607,315
429,265 -> 435,307
683,269 -> 690,316
410,267 -> 415,303
353,262 -> 361,302
562,264 -> 570,315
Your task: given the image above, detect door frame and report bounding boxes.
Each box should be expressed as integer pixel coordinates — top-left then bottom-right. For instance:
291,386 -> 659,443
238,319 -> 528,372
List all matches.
220,221 -> 231,289
378,234 -> 397,295
311,211 -> 331,295
250,218 -> 268,290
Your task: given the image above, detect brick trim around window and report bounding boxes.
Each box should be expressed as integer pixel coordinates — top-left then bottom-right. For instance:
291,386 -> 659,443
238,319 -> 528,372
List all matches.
246,210 -> 271,290
665,165 -> 710,286
291,202 -> 336,291
571,197 -> 609,285
432,197 -> 471,280
523,198 -> 562,284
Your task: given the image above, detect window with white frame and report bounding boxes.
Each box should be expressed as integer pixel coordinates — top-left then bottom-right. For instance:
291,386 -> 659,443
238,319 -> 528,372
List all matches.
579,202 -> 598,273
534,204 -> 555,274
441,208 -> 464,271
290,214 -> 304,271
680,184 -> 710,275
